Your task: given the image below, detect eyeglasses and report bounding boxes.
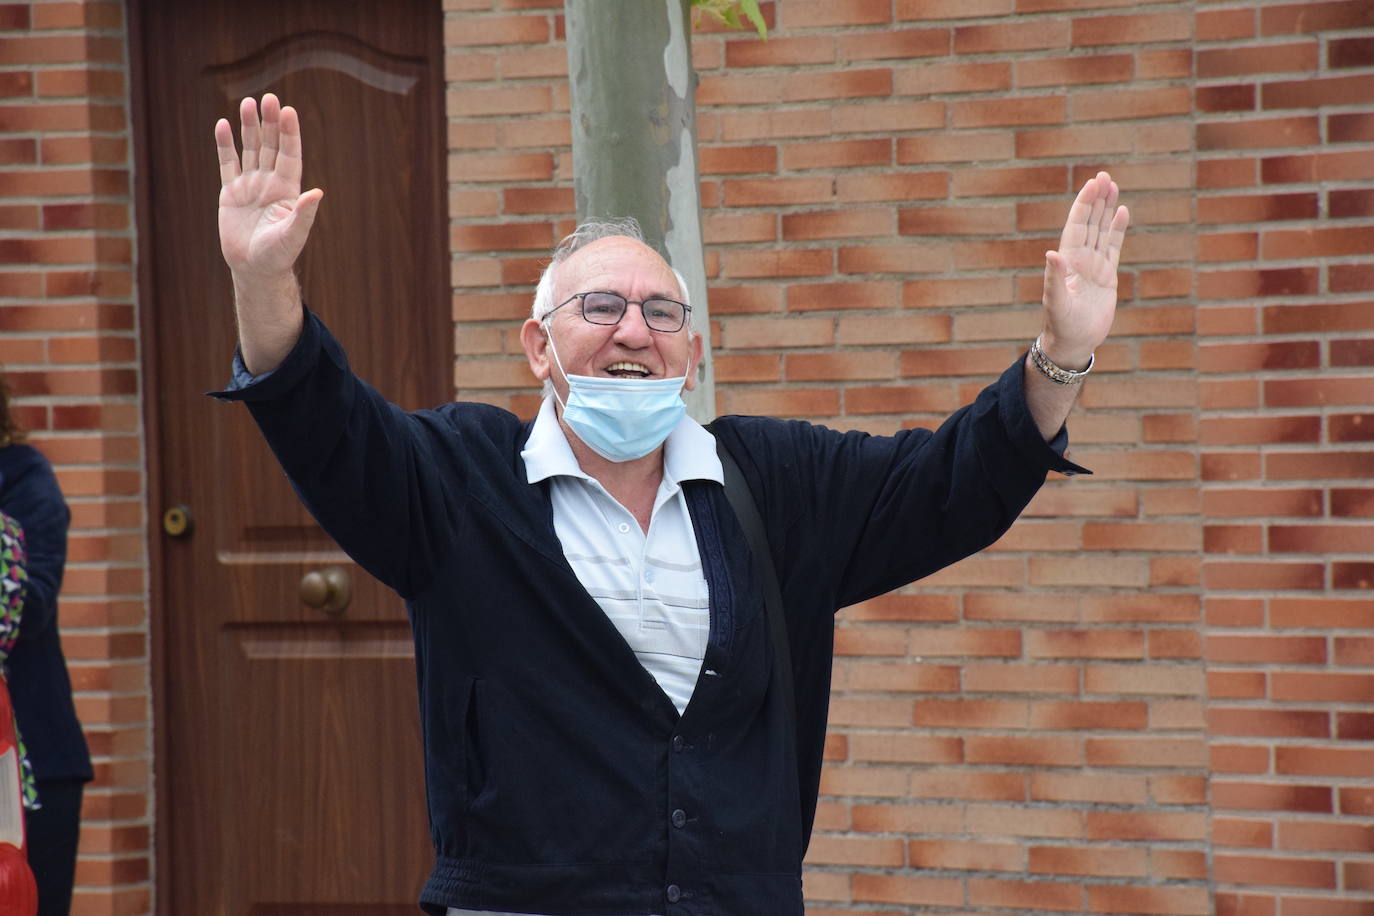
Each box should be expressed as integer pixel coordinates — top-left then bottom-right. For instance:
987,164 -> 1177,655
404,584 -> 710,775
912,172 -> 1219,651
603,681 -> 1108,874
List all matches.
547,291 -> 691,333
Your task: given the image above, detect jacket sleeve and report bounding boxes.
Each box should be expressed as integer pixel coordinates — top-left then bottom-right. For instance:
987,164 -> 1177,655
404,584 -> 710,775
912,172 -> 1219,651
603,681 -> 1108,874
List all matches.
0,450 -> 70,643
715,354 -> 1090,612
208,306 -> 466,598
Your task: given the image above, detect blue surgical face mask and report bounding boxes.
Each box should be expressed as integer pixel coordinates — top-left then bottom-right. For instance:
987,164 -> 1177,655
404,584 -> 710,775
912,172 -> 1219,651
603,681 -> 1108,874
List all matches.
543,326 -> 689,463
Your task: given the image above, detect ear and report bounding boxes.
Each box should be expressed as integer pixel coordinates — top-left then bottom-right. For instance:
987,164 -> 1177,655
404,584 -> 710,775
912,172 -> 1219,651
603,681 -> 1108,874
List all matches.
520,318 -> 551,383
683,330 -> 705,392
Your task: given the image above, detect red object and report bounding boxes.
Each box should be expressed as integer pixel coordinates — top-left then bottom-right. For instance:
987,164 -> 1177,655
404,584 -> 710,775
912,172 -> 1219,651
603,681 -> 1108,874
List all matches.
0,676 -> 36,916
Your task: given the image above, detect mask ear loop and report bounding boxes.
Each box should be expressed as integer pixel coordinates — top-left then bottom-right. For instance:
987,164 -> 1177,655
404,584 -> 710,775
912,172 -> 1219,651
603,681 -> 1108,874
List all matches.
541,319 -> 573,414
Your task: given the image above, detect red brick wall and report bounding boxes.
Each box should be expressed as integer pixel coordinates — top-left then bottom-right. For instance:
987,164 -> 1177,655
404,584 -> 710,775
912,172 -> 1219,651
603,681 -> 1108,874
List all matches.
0,1 -> 150,914
5,0 -> 1371,913
1197,2 -> 1374,913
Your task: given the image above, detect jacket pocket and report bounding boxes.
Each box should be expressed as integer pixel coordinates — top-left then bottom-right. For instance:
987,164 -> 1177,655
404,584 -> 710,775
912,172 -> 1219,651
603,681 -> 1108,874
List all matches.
462,676 -> 487,807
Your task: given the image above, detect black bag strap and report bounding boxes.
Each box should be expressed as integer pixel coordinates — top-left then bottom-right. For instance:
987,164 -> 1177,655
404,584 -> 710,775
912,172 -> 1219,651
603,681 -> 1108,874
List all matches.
709,429 -> 796,726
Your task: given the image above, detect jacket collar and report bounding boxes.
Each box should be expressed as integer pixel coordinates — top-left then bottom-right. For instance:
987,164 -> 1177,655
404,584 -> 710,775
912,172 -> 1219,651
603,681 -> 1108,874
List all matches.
521,396 -> 723,488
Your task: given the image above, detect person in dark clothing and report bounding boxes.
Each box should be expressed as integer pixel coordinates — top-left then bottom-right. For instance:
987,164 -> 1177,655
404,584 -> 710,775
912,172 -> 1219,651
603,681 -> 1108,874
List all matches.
0,376 -> 92,916
210,94 -> 1128,915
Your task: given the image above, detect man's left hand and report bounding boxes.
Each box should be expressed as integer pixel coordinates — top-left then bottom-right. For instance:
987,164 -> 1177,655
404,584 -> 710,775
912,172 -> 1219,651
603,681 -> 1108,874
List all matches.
1039,171 -> 1130,369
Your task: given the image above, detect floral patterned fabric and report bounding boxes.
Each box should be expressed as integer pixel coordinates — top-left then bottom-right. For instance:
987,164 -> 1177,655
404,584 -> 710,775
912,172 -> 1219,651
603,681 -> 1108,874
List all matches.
0,512 -> 35,808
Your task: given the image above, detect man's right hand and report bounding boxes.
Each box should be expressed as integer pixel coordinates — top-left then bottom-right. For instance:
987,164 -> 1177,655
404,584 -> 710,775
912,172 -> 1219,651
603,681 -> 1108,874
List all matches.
214,94 -> 322,374
216,93 -> 322,277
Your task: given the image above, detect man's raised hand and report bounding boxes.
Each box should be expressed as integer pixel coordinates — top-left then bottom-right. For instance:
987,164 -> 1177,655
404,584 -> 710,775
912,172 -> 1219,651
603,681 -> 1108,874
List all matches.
1039,171 -> 1130,369
214,94 -> 323,280
214,94 -> 319,374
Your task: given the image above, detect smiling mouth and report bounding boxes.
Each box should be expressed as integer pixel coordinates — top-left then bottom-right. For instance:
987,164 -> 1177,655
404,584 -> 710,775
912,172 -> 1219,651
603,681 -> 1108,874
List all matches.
605,361 -> 651,379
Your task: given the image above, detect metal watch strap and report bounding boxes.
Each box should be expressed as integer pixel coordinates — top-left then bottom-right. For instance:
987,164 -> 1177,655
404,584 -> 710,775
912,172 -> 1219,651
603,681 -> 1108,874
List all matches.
1030,335 -> 1094,385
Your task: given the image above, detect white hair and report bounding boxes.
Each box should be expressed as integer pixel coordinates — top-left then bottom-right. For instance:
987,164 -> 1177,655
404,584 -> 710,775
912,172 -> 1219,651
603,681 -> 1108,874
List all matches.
531,216 -> 692,323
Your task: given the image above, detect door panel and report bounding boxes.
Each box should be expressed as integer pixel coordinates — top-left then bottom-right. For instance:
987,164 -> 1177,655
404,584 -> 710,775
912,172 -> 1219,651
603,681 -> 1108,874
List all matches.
222,625 -> 419,909
139,1 -> 447,912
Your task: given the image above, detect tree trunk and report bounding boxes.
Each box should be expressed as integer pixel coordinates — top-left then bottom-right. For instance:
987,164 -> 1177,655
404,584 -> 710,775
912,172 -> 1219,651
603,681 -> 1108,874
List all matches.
564,0 -> 715,420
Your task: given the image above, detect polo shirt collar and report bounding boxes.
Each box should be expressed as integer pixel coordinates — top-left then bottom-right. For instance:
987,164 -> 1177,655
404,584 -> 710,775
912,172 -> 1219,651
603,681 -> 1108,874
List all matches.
522,395 -> 723,486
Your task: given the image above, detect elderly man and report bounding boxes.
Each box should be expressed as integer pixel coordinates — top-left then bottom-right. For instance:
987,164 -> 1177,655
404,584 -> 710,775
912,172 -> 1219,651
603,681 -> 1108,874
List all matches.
211,94 -> 1128,916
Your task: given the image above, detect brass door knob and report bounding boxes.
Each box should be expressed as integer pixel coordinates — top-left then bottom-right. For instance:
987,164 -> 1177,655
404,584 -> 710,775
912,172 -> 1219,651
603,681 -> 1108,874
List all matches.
163,505 -> 193,537
299,566 -> 351,614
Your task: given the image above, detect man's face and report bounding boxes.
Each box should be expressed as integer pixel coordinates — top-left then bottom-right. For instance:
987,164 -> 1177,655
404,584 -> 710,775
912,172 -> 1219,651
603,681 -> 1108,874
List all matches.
521,236 -> 702,404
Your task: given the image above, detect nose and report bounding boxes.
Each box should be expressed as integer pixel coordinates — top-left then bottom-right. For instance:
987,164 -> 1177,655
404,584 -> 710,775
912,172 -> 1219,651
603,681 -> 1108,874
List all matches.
612,302 -> 654,346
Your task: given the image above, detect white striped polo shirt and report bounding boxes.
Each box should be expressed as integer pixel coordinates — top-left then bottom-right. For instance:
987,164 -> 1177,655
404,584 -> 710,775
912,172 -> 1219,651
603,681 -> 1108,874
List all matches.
521,395 -> 723,717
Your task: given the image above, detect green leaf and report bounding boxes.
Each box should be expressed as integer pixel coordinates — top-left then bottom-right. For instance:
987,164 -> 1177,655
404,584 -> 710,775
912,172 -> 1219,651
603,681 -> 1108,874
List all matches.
690,0 -> 767,39
736,0 -> 768,39
690,0 -> 730,22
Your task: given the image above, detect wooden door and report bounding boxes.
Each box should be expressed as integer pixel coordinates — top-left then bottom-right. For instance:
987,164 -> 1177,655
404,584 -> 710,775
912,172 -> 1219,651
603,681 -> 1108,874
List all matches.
136,1 -> 448,912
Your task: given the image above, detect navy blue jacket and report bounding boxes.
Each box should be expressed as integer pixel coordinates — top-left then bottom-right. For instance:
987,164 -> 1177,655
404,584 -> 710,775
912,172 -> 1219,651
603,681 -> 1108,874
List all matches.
1,443 -> 92,785
215,310 -> 1085,915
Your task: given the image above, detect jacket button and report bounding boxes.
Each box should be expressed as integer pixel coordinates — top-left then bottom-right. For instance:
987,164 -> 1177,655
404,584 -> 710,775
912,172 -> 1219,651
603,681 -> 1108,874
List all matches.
671,808 -> 687,828
672,735 -> 685,752
666,884 -> 682,903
